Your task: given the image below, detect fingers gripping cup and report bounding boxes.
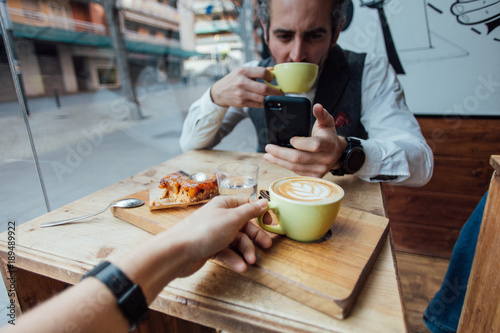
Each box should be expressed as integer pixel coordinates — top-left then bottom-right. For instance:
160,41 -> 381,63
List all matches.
257,177 -> 344,243
266,62 -> 319,93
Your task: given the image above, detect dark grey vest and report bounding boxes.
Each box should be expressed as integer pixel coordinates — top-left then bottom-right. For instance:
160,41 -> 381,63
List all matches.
249,45 -> 368,152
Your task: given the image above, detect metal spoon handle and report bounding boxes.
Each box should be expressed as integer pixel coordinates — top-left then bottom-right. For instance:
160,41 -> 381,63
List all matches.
40,204 -> 112,228
178,170 -> 190,177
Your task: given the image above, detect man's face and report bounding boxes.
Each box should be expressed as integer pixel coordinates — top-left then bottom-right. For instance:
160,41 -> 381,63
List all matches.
265,0 -> 340,66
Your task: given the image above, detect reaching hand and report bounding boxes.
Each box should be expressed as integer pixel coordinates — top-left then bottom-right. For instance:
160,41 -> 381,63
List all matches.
170,196 -> 272,276
263,103 -> 347,178
210,67 -> 282,108
6,197 -> 272,333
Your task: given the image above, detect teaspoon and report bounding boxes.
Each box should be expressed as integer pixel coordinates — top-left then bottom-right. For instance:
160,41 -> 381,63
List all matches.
40,198 -> 145,228
178,170 -> 208,182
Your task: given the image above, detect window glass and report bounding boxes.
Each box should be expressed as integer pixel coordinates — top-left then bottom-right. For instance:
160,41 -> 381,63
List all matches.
1,41 -> 50,229
1,0 -> 268,242
1,0 -> 259,232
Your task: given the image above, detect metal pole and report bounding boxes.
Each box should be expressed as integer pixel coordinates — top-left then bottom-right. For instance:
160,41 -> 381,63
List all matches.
54,89 -> 61,108
103,0 -> 144,120
0,0 -> 51,212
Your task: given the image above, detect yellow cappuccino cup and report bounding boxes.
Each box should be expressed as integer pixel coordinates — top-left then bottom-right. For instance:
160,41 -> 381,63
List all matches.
266,62 -> 319,93
257,176 -> 344,243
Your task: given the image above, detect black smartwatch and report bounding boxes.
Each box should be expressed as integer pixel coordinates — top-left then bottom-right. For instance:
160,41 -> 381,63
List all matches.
330,137 -> 365,176
82,261 -> 149,331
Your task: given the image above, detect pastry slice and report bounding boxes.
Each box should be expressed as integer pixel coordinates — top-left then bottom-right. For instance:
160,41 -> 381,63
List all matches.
158,172 -> 218,203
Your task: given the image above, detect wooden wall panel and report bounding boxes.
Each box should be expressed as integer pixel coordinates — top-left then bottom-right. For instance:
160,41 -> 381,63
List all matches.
417,117 -> 500,158
382,188 -> 482,229
384,117 -> 500,258
391,222 -> 461,258
416,157 -> 492,196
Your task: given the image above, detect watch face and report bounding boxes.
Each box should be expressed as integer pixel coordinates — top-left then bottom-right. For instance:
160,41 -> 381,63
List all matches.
347,148 -> 365,173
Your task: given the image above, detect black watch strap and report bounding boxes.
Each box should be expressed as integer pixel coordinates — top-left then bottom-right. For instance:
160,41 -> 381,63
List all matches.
330,137 -> 365,176
82,261 -> 149,331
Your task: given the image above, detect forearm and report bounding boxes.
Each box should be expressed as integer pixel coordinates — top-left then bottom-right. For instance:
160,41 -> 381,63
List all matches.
2,231 -> 190,333
179,88 -> 228,151
114,228 -> 190,304
357,138 -> 433,186
359,55 -> 433,186
1,278 -> 129,333
0,198 -> 270,333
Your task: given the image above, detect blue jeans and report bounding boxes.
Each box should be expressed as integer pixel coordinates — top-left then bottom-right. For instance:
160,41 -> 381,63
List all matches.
422,192 -> 488,333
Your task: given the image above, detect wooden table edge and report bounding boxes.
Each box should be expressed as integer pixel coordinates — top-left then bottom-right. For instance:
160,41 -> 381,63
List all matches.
0,241 -> 361,333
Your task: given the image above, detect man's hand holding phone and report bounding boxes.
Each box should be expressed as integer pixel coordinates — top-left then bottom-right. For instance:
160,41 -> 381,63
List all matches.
264,103 -> 347,178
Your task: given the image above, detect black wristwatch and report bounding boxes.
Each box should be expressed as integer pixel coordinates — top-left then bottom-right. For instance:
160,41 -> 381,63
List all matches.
82,261 -> 149,331
330,137 -> 365,176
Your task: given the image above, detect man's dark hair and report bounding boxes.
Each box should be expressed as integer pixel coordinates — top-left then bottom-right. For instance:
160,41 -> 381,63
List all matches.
256,0 -> 350,41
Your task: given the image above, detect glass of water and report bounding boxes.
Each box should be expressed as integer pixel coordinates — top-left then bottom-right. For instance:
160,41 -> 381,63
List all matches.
215,161 -> 260,201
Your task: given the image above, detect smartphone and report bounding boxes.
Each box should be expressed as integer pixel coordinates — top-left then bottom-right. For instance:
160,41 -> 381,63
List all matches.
264,95 -> 311,148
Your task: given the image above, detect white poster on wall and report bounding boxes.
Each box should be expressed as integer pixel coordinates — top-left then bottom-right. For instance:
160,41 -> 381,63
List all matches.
337,0 -> 500,116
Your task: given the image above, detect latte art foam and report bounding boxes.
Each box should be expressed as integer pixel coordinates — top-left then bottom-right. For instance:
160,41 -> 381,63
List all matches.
272,177 -> 343,203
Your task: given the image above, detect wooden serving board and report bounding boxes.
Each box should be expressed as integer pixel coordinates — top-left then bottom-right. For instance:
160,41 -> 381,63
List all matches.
112,190 -> 389,319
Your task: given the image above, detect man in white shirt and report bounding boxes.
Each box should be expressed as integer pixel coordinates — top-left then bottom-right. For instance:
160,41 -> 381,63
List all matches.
180,0 -> 433,186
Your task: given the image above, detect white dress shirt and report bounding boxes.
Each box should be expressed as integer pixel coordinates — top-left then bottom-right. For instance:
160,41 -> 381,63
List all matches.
180,53 -> 433,186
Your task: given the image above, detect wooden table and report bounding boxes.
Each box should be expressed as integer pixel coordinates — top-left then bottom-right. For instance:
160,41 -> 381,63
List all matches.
0,150 -> 408,332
